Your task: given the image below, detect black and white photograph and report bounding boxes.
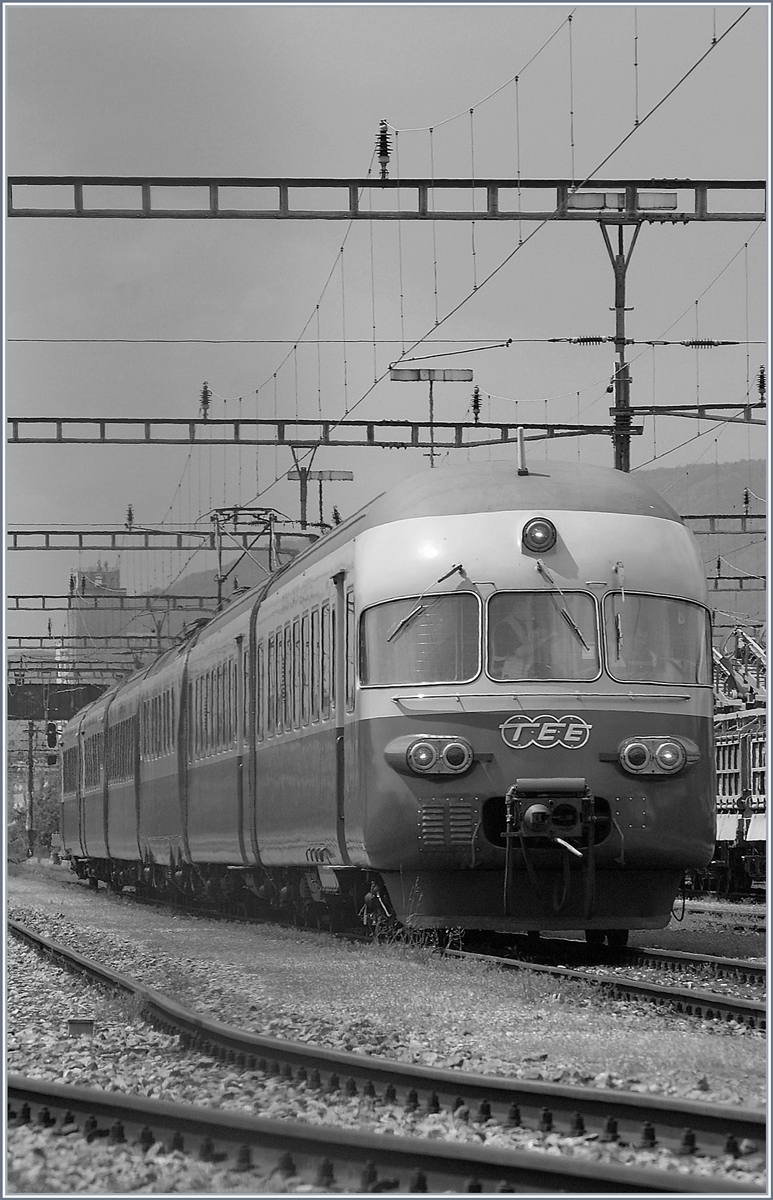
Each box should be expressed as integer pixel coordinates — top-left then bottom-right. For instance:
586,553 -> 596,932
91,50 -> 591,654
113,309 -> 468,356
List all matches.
5,2 -> 768,1195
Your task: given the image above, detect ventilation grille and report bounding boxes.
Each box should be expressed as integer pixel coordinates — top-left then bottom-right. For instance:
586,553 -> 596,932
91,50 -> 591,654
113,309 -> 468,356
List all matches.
419,801 -> 475,851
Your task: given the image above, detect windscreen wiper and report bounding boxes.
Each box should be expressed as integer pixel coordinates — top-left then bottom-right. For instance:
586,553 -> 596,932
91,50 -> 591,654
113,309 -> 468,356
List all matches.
535,559 -> 591,651
386,563 -> 465,642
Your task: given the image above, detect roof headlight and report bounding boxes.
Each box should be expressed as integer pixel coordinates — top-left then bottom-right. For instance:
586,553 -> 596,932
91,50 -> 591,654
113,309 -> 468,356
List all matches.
522,517 -> 557,553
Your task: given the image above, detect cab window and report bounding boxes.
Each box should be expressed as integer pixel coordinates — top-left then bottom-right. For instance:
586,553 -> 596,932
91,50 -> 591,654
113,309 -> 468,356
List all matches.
488,591 -> 600,681
604,593 -> 711,684
360,593 -> 480,686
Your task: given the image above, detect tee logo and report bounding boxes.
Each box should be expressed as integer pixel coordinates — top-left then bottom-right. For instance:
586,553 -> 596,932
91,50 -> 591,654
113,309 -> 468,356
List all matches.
500,713 -> 592,750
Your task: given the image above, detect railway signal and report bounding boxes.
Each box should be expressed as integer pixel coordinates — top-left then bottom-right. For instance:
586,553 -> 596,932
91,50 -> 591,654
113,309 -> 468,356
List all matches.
45,720 -> 61,767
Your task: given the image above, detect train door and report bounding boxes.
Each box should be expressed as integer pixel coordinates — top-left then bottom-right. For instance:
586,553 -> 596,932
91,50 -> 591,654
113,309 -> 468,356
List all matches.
333,571 -> 354,865
235,633 -> 255,865
76,723 -> 87,857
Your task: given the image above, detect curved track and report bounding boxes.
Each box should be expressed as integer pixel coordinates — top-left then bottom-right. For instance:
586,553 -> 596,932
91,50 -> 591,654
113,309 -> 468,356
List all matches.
9,919 -> 766,1173
9,1074 -> 763,1195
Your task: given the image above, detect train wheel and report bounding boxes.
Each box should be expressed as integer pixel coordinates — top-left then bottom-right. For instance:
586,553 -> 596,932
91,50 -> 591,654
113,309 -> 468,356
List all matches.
606,929 -> 629,950
584,929 -> 605,946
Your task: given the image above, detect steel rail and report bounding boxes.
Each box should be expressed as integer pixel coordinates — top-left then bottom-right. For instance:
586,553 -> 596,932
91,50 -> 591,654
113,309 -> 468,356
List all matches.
523,936 -> 766,984
9,920 -> 765,1161
622,947 -> 766,984
446,949 -> 766,1029
8,1075 -> 762,1195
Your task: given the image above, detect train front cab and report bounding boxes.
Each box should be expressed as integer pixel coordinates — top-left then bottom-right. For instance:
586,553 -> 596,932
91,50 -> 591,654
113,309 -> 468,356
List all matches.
351,503 -> 715,934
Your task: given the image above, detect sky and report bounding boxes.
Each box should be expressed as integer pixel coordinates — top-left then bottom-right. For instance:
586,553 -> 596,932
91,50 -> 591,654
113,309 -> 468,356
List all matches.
3,1 -> 769,642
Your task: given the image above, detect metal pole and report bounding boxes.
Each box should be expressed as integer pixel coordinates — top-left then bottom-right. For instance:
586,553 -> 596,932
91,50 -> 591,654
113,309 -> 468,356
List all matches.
268,513 -> 276,573
298,468 -> 309,529
613,226 -> 631,473
215,516 -> 223,609
26,719 -> 35,856
600,221 -> 641,473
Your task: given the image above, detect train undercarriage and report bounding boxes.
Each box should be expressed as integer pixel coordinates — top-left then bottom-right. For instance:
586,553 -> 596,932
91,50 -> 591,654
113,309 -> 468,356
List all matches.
67,853 -> 396,934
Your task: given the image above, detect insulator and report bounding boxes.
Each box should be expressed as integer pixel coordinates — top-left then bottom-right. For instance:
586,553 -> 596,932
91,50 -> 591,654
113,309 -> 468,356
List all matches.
682,339 -> 717,348
376,120 -> 391,159
574,336 -> 605,345
376,120 -> 391,179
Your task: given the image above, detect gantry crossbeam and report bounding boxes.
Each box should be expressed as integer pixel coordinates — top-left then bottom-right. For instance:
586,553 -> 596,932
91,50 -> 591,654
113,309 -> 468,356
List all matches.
9,659 -> 143,675
707,575 -> 766,592
621,403 -> 766,426
8,635 -> 165,650
7,416 -> 641,447
7,594 -> 216,612
681,515 -> 765,535
6,177 -> 766,222
6,526 -> 320,551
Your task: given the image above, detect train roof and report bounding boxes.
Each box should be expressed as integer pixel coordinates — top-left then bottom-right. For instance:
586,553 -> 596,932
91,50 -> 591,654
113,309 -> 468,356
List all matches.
360,459 -> 680,524
268,458 -> 682,591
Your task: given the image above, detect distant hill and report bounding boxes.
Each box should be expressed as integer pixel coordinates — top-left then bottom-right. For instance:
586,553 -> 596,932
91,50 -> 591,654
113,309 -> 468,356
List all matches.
638,458 -> 766,633
636,458 -> 766,516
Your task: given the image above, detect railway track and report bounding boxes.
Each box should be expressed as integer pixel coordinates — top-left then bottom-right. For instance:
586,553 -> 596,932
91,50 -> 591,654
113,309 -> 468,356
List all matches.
444,947 -> 766,1029
8,919 -> 766,1179
508,936 -> 766,984
8,1074 -> 763,1194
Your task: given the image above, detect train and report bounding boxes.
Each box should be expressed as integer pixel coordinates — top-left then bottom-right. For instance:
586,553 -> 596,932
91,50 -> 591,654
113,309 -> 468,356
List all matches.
60,457 -> 716,947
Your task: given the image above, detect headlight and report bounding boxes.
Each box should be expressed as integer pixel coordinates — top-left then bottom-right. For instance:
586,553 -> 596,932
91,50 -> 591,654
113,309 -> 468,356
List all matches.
522,517 -> 557,553
406,740 -> 438,772
654,740 -> 687,773
620,741 -> 651,773
395,736 -> 475,776
616,736 -> 695,776
441,740 -> 473,773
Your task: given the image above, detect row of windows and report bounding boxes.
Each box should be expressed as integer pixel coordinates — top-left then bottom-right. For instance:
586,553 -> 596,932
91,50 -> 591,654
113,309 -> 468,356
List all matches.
63,746 -> 78,794
141,690 -> 175,760
83,731 -> 103,790
258,603 -> 332,739
189,659 -> 237,760
256,593 -> 355,739
67,593 -> 352,780
107,716 -> 137,782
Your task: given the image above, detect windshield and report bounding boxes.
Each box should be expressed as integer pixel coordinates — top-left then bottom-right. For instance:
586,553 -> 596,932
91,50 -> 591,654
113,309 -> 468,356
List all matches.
604,593 -> 711,684
360,593 -> 480,685
488,591 -> 600,681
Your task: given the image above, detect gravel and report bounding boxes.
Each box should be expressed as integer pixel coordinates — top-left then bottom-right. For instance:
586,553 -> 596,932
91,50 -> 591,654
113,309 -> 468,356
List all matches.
6,863 -> 767,1193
